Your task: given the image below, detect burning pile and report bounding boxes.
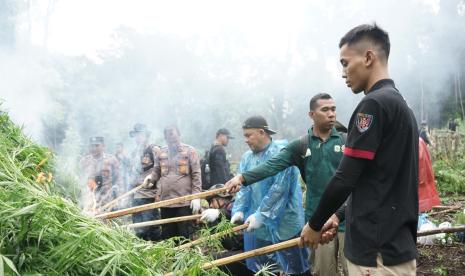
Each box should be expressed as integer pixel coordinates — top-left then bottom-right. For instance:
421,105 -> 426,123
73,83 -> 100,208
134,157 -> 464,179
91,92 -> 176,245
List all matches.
0,110 -> 226,275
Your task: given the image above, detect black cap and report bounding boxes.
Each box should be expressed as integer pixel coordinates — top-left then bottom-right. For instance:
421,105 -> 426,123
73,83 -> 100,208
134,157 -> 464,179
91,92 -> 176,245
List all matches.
216,128 -> 234,139
129,123 -> 151,137
89,136 -> 104,144
242,115 -> 277,135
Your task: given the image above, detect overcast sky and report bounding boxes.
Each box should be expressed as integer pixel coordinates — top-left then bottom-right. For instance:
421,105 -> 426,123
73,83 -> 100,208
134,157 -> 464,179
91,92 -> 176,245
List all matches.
2,0 -> 464,142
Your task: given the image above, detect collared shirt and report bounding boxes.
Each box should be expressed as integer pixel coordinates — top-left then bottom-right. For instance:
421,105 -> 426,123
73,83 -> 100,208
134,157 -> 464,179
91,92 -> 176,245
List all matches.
343,79 -> 419,266
80,153 -> 121,207
151,143 -> 202,207
241,127 -> 345,230
130,143 -> 159,199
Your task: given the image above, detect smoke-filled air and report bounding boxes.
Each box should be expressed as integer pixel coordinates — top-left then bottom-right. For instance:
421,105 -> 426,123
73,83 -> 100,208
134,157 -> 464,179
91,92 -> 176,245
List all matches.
1,0 -> 465,275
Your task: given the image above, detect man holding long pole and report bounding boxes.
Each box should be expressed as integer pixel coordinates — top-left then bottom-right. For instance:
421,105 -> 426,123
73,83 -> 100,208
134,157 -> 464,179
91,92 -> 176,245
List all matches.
128,123 -> 161,241
300,23 -> 419,275
144,125 -> 202,240
229,115 -> 309,275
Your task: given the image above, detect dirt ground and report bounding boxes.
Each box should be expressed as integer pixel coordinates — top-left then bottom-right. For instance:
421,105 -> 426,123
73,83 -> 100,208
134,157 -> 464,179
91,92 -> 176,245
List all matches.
417,198 -> 465,275
417,243 -> 465,275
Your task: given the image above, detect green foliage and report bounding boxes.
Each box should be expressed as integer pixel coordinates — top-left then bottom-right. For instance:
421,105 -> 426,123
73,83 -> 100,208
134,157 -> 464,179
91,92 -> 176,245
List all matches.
455,212 -> 465,225
0,110 -> 230,275
432,121 -> 465,196
433,159 -> 465,195
432,266 -> 448,276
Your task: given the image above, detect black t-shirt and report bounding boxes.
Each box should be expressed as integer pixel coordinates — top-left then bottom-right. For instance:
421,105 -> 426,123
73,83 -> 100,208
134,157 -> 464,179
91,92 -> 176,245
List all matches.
342,79 -> 419,266
209,144 -> 232,185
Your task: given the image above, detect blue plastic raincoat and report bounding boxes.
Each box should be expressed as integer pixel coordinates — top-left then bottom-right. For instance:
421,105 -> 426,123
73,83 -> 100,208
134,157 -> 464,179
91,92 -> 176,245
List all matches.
232,140 -> 309,274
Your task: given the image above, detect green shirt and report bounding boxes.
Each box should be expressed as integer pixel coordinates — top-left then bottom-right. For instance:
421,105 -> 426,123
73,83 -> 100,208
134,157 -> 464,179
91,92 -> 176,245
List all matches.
242,127 -> 345,231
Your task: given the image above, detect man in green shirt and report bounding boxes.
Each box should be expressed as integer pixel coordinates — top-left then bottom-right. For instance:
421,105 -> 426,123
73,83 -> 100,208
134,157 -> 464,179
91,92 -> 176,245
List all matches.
226,93 -> 348,276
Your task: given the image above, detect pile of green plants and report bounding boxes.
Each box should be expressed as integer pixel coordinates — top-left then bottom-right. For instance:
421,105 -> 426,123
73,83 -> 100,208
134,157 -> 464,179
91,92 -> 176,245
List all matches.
432,121 -> 465,197
433,158 -> 465,196
0,110 -> 230,275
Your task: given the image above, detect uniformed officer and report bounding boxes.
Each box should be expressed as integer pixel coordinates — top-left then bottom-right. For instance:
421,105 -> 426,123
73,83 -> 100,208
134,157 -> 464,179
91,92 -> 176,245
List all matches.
300,23 -> 419,275
128,123 -> 162,241
80,136 -> 121,210
144,125 -> 202,240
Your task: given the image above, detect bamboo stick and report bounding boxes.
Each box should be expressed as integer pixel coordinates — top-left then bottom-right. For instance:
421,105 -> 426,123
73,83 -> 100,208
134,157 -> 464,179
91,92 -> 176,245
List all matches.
432,205 -> 459,210
429,206 -> 462,216
164,225 -> 465,275
165,237 -> 301,276
176,224 -> 248,250
91,192 -> 97,213
95,187 -> 229,219
417,225 -> 465,237
125,214 -> 202,229
99,183 -> 146,212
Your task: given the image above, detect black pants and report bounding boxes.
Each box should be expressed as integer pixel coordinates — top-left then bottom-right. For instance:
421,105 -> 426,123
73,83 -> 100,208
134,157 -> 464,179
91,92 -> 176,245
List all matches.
160,206 -> 193,240
132,198 -> 162,241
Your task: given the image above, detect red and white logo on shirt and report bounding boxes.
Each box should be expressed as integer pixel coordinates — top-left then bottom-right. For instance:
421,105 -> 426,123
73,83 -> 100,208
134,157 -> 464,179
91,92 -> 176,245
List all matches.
356,113 -> 373,133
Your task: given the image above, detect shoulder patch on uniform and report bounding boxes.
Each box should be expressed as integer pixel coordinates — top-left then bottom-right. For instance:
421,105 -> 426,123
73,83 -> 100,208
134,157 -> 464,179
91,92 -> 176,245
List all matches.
356,113 -> 373,133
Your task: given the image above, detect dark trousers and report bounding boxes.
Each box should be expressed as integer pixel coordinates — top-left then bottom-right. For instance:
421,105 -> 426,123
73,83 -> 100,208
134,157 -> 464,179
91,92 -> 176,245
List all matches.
160,206 -> 193,240
132,198 -> 162,241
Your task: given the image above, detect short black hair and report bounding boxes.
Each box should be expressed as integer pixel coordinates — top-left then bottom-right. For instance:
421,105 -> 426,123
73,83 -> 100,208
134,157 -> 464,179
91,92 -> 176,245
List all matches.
339,23 -> 390,60
164,125 -> 180,136
309,93 -> 333,111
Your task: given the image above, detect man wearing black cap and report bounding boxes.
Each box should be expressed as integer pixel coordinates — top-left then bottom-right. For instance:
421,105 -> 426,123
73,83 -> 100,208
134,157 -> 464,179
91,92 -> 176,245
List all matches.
207,128 -> 234,188
80,136 -> 121,210
226,94 -> 349,275
128,123 -> 162,241
230,115 -> 309,275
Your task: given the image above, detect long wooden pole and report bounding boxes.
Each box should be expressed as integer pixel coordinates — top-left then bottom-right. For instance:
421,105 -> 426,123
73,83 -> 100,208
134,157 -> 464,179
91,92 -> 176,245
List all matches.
176,224 -> 248,250
417,225 -> 465,237
164,237 -> 300,276
202,237 -> 300,270
95,187 -> 229,220
126,214 -> 202,229
428,206 -> 461,216
99,183 -> 146,212
163,225 -> 465,276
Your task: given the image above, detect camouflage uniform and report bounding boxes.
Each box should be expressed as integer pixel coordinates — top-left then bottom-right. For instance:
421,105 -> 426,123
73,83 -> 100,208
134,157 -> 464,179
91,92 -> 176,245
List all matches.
150,143 -> 202,239
80,153 -> 121,209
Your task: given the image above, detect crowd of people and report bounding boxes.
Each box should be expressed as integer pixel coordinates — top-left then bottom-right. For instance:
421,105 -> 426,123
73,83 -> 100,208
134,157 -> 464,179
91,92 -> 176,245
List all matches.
80,23 -> 422,276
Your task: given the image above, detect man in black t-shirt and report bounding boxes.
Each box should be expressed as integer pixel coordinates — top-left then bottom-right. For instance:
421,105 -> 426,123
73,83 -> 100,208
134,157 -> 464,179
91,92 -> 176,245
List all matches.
209,128 -> 234,186
297,24 -> 419,275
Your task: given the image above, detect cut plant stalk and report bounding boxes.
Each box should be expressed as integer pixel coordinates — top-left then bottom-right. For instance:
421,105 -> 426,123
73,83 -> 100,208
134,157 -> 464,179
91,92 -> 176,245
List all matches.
417,225 -> 465,237
95,186 -> 229,219
125,214 -> 202,229
99,183 -> 147,212
165,237 -> 301,276
176,223 -> 248,250
91,191 -> 97,213
0,109 -> 229,275
429,206 -> 462,216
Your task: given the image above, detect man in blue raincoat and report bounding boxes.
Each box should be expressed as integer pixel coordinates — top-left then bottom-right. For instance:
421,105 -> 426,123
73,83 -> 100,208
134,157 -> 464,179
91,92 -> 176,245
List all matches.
231,115 -> 310,275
